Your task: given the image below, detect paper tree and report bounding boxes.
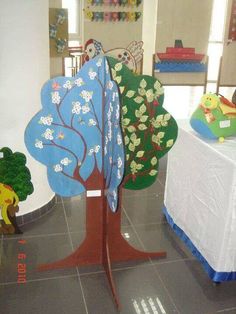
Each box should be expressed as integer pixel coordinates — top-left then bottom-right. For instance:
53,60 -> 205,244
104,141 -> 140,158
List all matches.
107,57 -> 178,190
24,56 -> 177,309
25,56 -> 124,212
0,147 -> 33,234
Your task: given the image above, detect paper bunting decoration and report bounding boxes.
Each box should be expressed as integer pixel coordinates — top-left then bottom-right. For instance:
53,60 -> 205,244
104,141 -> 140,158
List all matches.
25,56 -> 124,212
0,147 -> 33,234
190,93 -> 236,142
84,10 -> 141,21
107,57 -> 178,190
87,0 -> 142,5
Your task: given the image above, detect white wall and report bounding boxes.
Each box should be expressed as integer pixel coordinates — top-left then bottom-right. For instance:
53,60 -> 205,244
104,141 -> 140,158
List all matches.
142,0 -> 158,75
0,0 -> 54,215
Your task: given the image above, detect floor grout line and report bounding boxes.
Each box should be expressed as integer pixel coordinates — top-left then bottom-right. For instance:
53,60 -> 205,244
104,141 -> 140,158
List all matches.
61,198 -> 89,314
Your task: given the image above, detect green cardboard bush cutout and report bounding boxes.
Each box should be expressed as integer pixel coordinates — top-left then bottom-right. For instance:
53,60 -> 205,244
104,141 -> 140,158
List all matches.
107,57 -> 178,190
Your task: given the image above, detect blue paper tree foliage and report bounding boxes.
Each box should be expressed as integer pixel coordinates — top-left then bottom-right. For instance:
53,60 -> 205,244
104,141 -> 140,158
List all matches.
25,56 -> 124,212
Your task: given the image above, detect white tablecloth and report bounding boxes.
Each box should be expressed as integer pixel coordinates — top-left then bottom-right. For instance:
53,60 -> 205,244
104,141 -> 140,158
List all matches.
164,121 -> 236,281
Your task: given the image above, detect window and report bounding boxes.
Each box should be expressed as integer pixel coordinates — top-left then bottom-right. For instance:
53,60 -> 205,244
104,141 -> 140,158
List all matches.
207,0 -> 228,90
62,0 -> 82,43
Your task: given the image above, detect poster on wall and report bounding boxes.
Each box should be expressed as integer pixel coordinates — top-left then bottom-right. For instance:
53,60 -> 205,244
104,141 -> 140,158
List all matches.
49,8 -> 69,57
228,0 -> 236,41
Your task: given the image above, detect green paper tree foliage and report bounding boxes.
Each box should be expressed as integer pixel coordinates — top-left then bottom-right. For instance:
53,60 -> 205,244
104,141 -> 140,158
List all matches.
0,147 -> 34,201
107,57 -> 178,190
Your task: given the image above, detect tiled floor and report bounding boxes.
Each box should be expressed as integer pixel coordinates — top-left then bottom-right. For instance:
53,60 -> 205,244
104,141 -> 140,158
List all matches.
1,87 -> 236,314
1,165 -> 236,314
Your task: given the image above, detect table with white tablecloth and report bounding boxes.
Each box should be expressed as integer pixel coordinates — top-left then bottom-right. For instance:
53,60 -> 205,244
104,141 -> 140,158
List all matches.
164,121 -> 236,281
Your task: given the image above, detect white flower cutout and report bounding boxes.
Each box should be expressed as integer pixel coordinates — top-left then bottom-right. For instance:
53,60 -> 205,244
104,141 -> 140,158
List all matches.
96,58 -> 102,67
88,69 -> 97,80
72,101 -> 82,114
39,115 -> 53,126
107,81 -> 113,90
74,77 -> 84,87
54,164 -> 63,172
117,134 -> 122,145
60,157 -> 72,166
51,91 -> 60,104
80,90 -> 93,102
88,119 -> 97,126
94,145 -> 100,153
117,156 -> 122,168
42,128 -> 54,140
35,139 -> 43,149
63,80 -> 73,89
82,104 -> 90,114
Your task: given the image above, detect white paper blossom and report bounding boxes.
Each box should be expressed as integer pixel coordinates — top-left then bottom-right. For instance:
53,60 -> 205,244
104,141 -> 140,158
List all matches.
88,119 -> 97,126
94,145 -> 100,153
109,156 -> 112,164
105,136 -> 108,145
117,156 -> 122,168
74,77 -> 84,86
107,109 -> 112,120
80,90 -> 93,102
39,115 -> 53,126
104,146 -> 107,155
72,101 -> 82,114
42,128 -> 54,140
107,81 -> 113,90
117,134 -> 122,145
88,69 -> 97,80
51,91 -> 60,104
113,190 -> 117,200
88,148 -> 94,156
60,157 -> 72,166
111,201 -> 115,211
54,164 -> 63,172
117,169 -> 122,179
63,80 -> 73,89
82,104 -> 90,114
105,60 -> 109,73
112,92 -> 118,101
35,139 -> 43,149
115,107 -> 120,120
96,58 -> 102,67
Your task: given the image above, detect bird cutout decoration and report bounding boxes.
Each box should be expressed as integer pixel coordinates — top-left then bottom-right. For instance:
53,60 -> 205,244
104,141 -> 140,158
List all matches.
107,57 -> 178,189
25,56 -> 124,213
0,147 -> 34,234
190,93 -> 236,142
84,39 -> 144,73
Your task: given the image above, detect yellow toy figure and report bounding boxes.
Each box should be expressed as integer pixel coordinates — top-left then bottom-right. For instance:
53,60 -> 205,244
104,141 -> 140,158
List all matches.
0,183 -> 20,234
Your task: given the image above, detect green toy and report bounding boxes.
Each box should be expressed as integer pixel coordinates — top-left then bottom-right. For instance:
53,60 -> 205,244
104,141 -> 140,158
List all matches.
190,93 -> 236,142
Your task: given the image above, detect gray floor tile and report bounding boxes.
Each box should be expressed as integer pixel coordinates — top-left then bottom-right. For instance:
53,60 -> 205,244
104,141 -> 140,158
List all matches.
134,223 -> 193,263
81,265 -> 178,314
0,234 -> 77,283
8,203 -> 68,237
122,178 -> 164,199
155,259 -> 236,314
123,194 -> 166,225
0,276 -> 87,314
63,195 -> 86,232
